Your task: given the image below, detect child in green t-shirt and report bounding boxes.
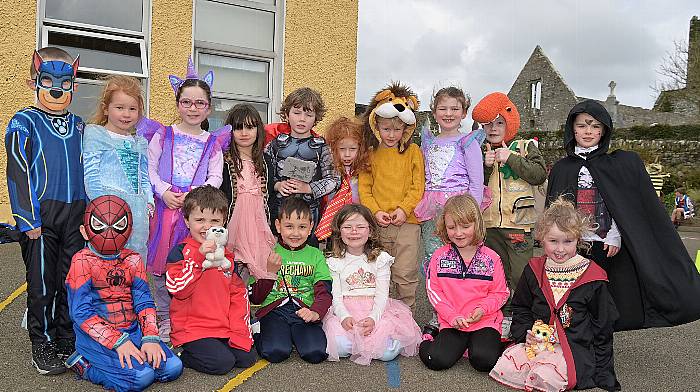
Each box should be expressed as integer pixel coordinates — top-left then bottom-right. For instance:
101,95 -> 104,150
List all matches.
250,197 -> 332,363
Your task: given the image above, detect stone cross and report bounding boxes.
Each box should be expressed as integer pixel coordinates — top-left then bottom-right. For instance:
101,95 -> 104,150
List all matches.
608,80 -> 616,97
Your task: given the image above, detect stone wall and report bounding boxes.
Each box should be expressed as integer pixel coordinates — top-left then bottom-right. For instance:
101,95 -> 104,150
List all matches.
523,132 -> 700,168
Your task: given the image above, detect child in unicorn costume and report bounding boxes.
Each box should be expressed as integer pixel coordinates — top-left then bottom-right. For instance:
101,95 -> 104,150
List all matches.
138,58 -> 231,342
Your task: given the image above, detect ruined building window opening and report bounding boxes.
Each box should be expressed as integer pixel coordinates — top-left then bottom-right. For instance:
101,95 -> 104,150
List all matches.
530,80 -> 542,110
194,0 -> 284,126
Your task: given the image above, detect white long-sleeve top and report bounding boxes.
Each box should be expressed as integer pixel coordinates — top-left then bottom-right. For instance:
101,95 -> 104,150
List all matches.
326,251 -> 394,322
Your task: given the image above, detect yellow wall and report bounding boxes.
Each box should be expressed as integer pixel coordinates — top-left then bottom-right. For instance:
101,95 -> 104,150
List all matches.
0,0 -> 37,223
149,0 -> 193,123
283,0 -> 358,132
0,0 -> 360,221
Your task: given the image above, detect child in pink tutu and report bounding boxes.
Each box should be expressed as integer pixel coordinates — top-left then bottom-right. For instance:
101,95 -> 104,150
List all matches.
323,204 -> 421,365
490,197 -> 619,392
419,194 -> 509,372
220,104 -> 277,280
414,87 -> 485,333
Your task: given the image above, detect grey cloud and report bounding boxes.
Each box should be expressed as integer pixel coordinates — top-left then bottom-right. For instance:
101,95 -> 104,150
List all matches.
356,0 -> 698,110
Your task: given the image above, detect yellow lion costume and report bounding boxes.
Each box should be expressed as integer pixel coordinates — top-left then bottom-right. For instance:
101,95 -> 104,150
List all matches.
361,82 -> 419,153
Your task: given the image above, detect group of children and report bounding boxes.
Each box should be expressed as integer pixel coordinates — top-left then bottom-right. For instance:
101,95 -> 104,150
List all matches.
5,46 -> 700,392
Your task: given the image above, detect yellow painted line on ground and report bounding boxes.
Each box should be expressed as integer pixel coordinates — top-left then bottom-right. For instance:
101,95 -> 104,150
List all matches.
217,359 -> 269,392
0,282 -> 27,313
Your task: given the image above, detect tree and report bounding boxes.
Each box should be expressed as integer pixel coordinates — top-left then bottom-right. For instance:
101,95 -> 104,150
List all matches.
654,39 -> 689,93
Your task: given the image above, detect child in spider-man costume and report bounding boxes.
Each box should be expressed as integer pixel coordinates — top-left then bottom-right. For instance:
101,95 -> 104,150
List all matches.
65,195 -> 182,392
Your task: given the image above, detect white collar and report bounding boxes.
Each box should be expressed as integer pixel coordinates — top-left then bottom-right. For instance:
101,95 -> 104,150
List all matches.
574,145 -> 598,159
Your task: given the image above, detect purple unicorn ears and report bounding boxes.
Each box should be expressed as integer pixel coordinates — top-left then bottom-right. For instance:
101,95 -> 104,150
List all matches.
168,56 -> 214,94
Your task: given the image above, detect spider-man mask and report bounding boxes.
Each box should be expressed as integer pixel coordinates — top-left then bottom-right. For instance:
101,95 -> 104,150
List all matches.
84,195 -> 133,255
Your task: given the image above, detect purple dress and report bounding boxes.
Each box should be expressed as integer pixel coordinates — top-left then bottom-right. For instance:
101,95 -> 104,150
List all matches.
138,121 -> 229,275
414,127 -> 485,221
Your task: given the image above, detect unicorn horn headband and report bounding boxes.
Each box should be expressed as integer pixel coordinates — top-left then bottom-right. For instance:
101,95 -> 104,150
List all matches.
168,56 -> 214,94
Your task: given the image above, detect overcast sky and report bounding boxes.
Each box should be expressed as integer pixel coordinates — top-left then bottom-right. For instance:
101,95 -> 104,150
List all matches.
355,0 -> 698,112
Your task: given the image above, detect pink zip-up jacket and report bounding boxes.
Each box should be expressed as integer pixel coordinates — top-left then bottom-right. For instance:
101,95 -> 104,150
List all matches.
426,243 -> 509,333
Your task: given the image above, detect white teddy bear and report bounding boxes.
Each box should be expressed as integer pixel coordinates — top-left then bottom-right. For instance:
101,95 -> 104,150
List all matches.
202,226 -> 231,270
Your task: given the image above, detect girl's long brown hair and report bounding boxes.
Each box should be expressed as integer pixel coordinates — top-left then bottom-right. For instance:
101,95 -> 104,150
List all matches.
327,204 -> 383,261
224,103 -> 266,177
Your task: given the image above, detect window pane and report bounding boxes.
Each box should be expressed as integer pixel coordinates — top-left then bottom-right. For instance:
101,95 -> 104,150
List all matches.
69,81 -> 104,120
199,54 -> 269,98
195,0 -> 275,51
45,0 -> 143,32
48,31 -> 143,74
209,98 -> 268,130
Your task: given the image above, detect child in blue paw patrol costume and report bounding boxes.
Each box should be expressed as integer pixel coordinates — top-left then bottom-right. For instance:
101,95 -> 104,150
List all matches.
4,47 -> 86,375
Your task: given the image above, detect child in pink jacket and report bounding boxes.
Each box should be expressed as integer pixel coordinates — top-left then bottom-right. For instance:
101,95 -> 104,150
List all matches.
419,194 -> 509,372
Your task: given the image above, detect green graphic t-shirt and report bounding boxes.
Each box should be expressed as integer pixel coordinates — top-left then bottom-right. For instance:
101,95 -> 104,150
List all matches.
256,244 -> 331,308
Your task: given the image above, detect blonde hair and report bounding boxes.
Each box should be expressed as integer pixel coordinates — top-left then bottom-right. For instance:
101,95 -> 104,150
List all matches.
325,116 -> 371,174
435,194 -> 485,245
535,196 -> 596,251
374,115 -> 408,130
90,75 -> 144,126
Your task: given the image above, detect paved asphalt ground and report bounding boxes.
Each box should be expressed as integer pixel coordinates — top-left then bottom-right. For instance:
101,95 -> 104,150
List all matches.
0,232 -> 698,392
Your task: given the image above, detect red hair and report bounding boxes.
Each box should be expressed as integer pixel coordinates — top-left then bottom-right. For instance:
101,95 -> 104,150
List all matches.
325,116 -> 371,174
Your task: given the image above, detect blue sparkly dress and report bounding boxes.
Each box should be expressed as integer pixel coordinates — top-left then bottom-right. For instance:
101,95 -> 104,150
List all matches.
83,125 -> 153,260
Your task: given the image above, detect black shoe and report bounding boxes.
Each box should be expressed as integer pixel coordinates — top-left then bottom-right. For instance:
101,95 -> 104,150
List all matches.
31,342 -> 67,375
421,324 -> 439,339
55,338 -> 75,360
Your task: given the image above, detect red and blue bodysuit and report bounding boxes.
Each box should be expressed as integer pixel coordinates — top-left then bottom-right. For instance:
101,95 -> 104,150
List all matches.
65,195 -> 182,391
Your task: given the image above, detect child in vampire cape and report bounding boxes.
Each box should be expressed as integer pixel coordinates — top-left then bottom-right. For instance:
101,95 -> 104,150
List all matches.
546,100 -> 700,331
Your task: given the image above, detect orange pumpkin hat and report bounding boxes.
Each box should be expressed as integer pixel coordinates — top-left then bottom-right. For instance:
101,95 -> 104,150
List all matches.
472,92 -> 520,142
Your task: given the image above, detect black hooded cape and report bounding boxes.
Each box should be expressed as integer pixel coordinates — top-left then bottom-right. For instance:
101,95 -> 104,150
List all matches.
546,100 -> 700,331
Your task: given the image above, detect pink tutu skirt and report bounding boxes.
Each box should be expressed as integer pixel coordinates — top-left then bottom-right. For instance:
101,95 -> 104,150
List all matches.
490,343 -> 568,392
415,188 -> 492,221
323,296 -> 421,365
227,192 -> 277,280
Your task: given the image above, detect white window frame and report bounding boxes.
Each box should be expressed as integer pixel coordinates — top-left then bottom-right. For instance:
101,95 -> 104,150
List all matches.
37,0 -> 152,114
530,80 -> 542,110
40,25 -> 149,78
193,0 -> 284,122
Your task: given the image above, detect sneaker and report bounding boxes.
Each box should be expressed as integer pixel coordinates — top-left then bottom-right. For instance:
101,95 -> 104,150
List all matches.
421,324 -> 439,341
65,351 -> 90,378
54,339 -> 75,361
31,342 -> 67,375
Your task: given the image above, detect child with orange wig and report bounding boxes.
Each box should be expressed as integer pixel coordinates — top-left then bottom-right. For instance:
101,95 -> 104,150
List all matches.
315,116 -> 371,240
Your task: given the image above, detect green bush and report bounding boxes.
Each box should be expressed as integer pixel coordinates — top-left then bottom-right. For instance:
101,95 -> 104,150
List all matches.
664,192 -> 676,213
615,124 -> 700,140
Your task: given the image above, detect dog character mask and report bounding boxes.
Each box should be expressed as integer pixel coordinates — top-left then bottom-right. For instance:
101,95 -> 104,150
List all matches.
84,195 -> 133,256
362,82 -> 419,153
32,51 -> 79,113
